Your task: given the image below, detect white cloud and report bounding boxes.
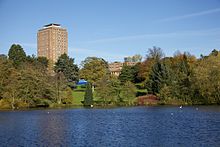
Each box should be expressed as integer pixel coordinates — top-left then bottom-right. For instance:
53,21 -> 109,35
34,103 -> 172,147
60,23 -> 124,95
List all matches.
82,28 -> 220,44
69,47 -> 127,62
157,8 -> 220,22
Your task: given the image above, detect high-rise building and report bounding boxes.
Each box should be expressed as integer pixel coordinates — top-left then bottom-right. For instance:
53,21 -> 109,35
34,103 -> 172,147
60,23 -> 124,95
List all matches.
37,23 -> 68,68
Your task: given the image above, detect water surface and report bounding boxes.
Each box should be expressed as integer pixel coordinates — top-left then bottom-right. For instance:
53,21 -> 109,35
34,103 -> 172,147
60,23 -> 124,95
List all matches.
0,106 -> 220,146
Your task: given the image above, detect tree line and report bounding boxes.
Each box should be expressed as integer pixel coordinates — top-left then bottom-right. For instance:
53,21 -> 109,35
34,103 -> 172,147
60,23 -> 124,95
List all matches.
0,44 -> 78,109
80,47 -> 220,105
1,44 -> 220,109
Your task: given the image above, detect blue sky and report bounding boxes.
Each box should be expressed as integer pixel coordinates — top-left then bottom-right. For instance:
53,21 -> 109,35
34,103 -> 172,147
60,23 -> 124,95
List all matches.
1,0 -> 220,64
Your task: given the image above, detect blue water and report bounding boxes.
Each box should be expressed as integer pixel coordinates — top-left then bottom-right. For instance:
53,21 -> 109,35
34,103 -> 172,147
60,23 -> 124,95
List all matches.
0,106 -> 220,146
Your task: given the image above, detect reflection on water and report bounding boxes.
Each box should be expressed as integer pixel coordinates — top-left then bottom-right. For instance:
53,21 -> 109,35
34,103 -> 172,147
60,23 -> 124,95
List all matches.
0,106 -> 220,146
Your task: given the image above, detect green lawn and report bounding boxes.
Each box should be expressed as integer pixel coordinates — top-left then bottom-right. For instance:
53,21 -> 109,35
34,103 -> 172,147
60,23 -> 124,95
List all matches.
72,85 -> 87,105
72,90 -> 85,106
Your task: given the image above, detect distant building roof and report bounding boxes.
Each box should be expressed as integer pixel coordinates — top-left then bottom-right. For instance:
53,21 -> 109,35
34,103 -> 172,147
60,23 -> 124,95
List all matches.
44,23 -> 61,28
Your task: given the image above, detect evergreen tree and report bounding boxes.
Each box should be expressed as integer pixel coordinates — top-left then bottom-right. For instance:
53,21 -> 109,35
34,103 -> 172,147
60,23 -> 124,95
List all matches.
147,61 -> 169,94
37,56 -> 48,68
119,65 -> 134,83
54,53 -> 79,82
96,76 -> 123,105
8,44 -> 26,67
83,83 -> 93,106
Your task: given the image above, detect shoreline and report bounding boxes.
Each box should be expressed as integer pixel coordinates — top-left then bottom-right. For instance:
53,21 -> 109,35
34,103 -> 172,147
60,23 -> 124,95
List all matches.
0,103 -> 219,111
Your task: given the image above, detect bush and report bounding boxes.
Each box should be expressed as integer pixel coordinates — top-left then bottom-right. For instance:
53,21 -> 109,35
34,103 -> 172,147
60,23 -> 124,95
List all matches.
136,91 -> 147,97
33,98 -> 52,107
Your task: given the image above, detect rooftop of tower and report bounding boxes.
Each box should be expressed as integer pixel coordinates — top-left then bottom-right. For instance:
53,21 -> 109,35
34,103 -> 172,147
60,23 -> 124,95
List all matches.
43,23 -> 61,28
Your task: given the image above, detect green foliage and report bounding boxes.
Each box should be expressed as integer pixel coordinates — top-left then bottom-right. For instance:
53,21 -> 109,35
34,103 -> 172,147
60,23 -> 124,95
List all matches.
124,54 -> 142,62
132,63 -> 143,83
119,65 -> 134,83
0,44 -> 62,109
145,51 -> 197,104
54,53 -> 79,82
8,44 -> 26,67
158,85 -> 173,102
96,76 -> 121,105
0,57 -> 14,99
2,68 -> 21,109
2,43 -> 220,109
54,72 -> 67,104
95,76 -> 113,105
79,57 -> 109,85
193,54 -> 220,104
72,90 -> 84,105
37,56 -> 49,68
62,87 -> 73,104
120,81 -> 136,105
169,52 -> 195,103
83,83 -> 93,106
147,61 -> 169,94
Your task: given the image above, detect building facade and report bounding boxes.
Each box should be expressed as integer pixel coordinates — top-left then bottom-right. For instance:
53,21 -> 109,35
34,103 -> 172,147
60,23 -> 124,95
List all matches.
109,61 -> 137,76
37,23 -> 68,68
108,62 -> 123,76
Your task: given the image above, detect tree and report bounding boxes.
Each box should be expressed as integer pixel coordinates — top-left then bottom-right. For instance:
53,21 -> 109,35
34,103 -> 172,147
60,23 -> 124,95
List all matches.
54,72 -> 67,104
120,81 -> 136,105
0,54 -> 7,59
18,64 -> 56,105
193,54 -> 220,104
209,49 -> 219,56
37,56 -> 49,68
80,57 -> 109,85
83,83 -> 93,106
147,61 -> 169,94
132,54 -> 142,62
131,63 -> 143,83
54,53 -> 79,82
2,68 -> 21,109
146,46 -> 164,60
63,87 -> 73,104
136,47 -> 165,86
170,52 -> 196,103
96,76 -> 112,105
96,75 -> 121,105
119,65 -> 134,83
119,64 -> 142,83
0,57 -> 13,99
8,44 -> 26,67
124,54 -> 142,62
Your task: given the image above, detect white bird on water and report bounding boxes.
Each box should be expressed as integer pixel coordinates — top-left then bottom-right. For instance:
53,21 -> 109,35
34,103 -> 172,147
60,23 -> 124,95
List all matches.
179,105 -> 182,109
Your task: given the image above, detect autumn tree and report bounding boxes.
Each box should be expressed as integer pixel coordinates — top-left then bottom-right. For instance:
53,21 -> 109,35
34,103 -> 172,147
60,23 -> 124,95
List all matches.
79,57 -> 109,85
193,53 -> 220,104
137,47 -> 165,84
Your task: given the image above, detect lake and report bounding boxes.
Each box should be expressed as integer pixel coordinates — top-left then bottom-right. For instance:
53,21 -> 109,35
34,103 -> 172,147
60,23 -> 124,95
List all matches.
0,106 -> 220,146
